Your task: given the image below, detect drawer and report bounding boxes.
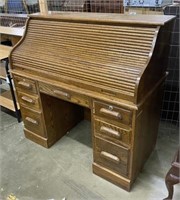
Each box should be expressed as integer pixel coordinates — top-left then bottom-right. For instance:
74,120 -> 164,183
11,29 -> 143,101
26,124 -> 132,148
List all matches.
94,119 -> 131,146
39,82 -> 90,108
17,91 -> 40,110
13,75 -> 37,94
93,101 -> 132,125
21,106 -> 46,137
94,137 -> 129,176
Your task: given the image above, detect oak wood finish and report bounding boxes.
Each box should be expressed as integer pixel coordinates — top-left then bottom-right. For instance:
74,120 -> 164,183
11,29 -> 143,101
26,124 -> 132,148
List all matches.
0,90 -> 20,111
94,136 -> 129,176
40,93 -> 84,147
10,12 -> 175,191
0,44 -> 12,60
20,106 -> 46,137
17,91 -> 40,110
94,119 -> 131,147
0,62 -> 6,79
13,75 -> 38,94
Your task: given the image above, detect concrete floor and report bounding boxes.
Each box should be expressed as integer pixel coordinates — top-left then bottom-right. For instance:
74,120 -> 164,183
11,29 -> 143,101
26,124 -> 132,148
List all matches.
0,108 -> 179,200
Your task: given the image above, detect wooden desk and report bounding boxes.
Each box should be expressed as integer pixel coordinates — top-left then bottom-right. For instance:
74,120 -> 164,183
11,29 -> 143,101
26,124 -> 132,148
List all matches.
0,44 -> 12,60
0,26 -> 24,37
10,13 -> 175,191
0,14 -> 26,45
0,26 -> 24,46
0,44 -> 20,121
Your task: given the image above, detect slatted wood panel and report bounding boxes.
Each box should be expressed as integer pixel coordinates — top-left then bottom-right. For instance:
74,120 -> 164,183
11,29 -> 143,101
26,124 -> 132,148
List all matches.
11,19 -> 157,99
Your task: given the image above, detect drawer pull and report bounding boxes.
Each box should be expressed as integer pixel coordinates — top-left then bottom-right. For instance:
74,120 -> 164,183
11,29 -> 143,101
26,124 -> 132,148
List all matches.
100,151 -> 120,164
100,108 -> 122,120
25,117 -> 38,125
21,96 -> 34,104
53,90 -> 71,99
100,126 -> 121,139
18,81 -> 32,89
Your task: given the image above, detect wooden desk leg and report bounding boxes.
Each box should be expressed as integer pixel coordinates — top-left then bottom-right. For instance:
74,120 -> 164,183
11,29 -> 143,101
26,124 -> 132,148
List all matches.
164,166 -> 180,200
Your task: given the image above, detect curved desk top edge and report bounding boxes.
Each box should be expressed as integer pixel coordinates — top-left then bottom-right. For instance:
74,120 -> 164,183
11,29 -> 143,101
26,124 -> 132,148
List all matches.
29,12 -> 175,26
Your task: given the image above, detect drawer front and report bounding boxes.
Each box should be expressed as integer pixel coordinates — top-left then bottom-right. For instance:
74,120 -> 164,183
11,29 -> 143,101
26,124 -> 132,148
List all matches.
13,75 -> 37,94
93,101 -> 132,125
39,82 -> 90,108
21,106 -> 46,137
17,91 -> 40,110
94,119 -> 131,146
94,137 -> 129,176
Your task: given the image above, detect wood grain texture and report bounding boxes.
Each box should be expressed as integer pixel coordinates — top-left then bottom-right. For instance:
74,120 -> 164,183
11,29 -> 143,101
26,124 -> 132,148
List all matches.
13,75 -> 38,94
93,101 -> 132,126
94,136 -> 129,176
0,45 -> 12,60
93,162 -> 131,191
40,93 -> 84,147
94,118 -> 131,147
0,62 -> 6,80
10,13 -> 175,190
0,90 -> 20,111
28,12 -> 175,25
16,91 -> 40,110
11,18 -> 157,102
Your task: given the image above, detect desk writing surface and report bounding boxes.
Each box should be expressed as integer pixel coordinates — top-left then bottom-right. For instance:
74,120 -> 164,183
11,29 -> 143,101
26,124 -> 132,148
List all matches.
10,12 -> 175,191
0,26 -> 24,37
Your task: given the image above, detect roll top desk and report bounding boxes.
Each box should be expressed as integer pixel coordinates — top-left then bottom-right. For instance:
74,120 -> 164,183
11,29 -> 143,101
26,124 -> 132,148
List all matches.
10,13 -> 175,191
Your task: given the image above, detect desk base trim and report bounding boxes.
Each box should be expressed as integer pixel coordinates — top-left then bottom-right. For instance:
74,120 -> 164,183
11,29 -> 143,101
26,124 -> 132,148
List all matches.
24,128 -> 49,148
93,162 -> 131,191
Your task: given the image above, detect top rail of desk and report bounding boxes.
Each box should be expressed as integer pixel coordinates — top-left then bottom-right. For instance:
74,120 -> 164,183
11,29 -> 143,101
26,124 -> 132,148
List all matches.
30,12 -> 175,26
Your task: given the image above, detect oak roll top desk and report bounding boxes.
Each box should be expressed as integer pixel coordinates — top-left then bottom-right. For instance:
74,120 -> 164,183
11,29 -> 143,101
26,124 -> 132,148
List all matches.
10,13 -> 175,191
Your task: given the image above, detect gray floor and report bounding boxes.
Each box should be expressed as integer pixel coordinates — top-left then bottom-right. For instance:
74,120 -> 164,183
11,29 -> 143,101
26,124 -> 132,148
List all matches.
0,108 -> 179,200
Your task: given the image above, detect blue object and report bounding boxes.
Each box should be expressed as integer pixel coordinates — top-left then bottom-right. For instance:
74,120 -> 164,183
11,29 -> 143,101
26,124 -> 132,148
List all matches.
6,0 -> 27,13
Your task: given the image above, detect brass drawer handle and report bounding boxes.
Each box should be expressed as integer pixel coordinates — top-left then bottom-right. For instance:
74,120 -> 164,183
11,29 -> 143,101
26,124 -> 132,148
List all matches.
100,151 -> 120,164
25,117 -> 38,125
18,81 -> 32,89
53,89 -> 71,99
100,126 -> 121,139
21,96 -> 34,104
100,108 -> 122,120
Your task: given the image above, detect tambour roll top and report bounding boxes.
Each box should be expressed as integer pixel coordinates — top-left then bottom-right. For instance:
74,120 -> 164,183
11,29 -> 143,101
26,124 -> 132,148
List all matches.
10,12 -> 175,104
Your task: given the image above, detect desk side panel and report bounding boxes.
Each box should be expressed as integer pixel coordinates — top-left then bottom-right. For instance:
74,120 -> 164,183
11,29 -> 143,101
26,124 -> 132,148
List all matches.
136,20 -> 175,104
131,83 -> 164,182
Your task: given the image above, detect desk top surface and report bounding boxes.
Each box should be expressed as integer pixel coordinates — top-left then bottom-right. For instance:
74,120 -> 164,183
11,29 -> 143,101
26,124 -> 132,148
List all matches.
0,26 -> 24,37
30,12 -> 175,25
0,45 -> 12,60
